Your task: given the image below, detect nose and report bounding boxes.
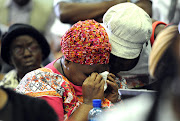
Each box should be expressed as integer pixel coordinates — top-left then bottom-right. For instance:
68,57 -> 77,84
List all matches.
23,48 -> 32,57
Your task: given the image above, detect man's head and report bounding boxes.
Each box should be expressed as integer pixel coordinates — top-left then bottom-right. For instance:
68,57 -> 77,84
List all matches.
13,0 -> 30,6
103,3 -> 152,73
1,24 -> 50,78
60,20 -> 111,85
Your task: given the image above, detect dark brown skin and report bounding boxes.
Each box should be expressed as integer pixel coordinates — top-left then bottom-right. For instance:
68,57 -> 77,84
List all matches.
9,35 -> 42,79
136,0 -> 152,17
151,18 -> 167,39
58,0 -> 126,24
105,73 -> 119,103
57,0 -> 152,24
54,56 -> 119,121
109,54 -> 140,74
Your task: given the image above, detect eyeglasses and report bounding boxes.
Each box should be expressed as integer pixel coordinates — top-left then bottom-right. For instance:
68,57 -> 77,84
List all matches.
12,43 -> 40,56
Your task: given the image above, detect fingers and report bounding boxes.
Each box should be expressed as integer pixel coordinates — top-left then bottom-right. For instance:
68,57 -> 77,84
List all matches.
82,72 -> 105,103
89,72 -> 103,84
88,73 -> 98,84
95,78 -> 105,90
84,72 -> 104,88
108,73 -> 116,79
106,80 -> 118,91
107,73 -> 116,83
83,76 -> 90,85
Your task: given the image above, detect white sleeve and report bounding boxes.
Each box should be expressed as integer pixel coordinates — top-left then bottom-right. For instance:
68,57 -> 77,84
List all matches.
53,0 -> 72,6
53,0 -> 72,18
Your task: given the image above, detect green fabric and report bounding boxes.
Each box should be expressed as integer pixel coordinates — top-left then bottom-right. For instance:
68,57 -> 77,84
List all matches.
30,0 -> 53,32
0,0 -> 53,32
0,0 -> 9,25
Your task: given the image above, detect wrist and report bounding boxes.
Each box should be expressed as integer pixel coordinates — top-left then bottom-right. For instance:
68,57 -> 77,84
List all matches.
82,102 -> 93,109
83,99 -> 93,106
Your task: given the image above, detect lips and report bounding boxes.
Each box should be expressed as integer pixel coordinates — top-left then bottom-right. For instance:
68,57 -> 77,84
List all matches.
23,59 -> 35,66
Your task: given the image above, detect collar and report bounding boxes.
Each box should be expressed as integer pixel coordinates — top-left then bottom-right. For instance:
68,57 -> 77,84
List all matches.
6,0 -> 33,11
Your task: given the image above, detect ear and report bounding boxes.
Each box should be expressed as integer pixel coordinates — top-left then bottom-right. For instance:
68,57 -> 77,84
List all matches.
61,56 -> 71,70
64,59 -> 72,69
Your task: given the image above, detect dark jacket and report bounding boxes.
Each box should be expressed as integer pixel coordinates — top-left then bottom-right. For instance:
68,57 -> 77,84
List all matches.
0,87 -> 58,121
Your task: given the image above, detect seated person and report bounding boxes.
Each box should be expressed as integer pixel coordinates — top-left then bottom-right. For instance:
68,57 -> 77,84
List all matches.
0,86 -> 58,121
16,20 -> 120,121
100,25 -> 180,121
103,3 -> 152,88
0,24 -> 50,89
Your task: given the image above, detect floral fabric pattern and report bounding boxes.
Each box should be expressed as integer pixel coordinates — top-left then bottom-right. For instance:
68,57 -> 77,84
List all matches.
61,19 -> 111,65
16,67 -> 112,120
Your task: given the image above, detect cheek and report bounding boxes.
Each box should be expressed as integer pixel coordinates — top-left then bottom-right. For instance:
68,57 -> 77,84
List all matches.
110,61 -> 121,71
33,51 -> 43,64
10,56 -> 24,69
70,71 -> 87,86
76,75 -> 87,86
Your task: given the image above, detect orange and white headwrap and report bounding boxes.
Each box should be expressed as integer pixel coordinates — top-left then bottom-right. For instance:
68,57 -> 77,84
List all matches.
149,25 -> 179,78
61,19 -> 111,65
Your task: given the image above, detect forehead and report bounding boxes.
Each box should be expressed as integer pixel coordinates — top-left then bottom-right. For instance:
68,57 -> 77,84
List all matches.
109,54 -> 138,71
74,62 -> 109,73
11,35 -> 38,45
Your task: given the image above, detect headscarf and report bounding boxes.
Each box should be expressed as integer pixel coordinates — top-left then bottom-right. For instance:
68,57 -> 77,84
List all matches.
61,20 -> 111,65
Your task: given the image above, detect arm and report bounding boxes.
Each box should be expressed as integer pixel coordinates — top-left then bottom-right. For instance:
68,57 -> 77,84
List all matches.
40,96 -> 64,121
57,0 -> 126,24
150,19 -> 167,45
135,0 -> 152,17
69,73 -> 105,121
105,73 -> 119,103
152,19 -> 167,38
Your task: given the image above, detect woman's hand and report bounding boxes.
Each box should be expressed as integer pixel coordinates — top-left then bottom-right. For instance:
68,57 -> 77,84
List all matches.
82,72 -> 105,105
104,73 -> 119,103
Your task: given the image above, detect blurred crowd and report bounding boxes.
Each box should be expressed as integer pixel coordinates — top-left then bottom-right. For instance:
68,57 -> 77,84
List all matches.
0,0 -> 179,121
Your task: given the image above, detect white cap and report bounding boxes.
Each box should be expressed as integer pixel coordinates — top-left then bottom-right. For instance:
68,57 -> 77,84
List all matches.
103,2 -> 152,59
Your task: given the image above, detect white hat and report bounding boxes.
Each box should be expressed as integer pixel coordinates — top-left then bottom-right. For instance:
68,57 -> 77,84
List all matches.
103,2 -> 152,59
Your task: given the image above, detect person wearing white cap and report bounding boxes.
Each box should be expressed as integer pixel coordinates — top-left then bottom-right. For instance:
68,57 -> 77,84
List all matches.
103,2 -> 152,89
99,25 -> 180,121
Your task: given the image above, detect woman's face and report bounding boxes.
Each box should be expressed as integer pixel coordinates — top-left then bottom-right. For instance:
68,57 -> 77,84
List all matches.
64,61 -> 109,86
109,54 -> 139,74
10,35 -> 42,75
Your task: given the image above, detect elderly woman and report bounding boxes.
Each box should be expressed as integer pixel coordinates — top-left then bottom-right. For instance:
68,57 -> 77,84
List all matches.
0,24 -> 50,89
16,20 -> 119,121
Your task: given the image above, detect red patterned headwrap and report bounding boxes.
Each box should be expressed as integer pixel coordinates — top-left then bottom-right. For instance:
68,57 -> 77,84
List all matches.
61,20 -> 111,65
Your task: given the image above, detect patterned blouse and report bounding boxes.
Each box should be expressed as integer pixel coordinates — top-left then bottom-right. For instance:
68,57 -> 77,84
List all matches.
16,60 -> 115,121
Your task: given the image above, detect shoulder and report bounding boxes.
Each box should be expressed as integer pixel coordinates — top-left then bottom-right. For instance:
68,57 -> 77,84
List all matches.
16,68 -> 65,97
4,88 -> 58,121
0,70 -> 18,89
3,69 -> 17,79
